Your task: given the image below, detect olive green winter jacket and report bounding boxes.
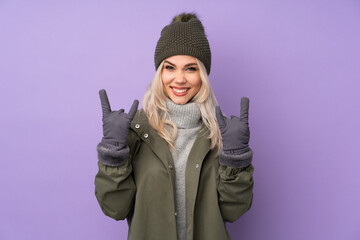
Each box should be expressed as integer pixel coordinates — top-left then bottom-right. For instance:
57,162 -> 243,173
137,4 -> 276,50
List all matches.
95,110 -> 254,240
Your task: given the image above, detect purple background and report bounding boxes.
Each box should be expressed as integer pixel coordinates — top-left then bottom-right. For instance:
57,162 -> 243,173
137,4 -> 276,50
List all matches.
1,0 -> 359,239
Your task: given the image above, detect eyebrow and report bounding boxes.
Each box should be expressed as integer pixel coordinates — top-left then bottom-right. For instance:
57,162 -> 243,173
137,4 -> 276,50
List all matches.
164,60 -> 198,67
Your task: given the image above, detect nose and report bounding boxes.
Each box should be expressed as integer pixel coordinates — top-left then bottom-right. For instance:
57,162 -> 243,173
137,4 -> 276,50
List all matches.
174,71 -> 187,84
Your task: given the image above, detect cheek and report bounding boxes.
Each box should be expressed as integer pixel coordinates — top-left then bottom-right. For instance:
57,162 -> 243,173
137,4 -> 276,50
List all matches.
195,83 -> 202,95
161,72 -> 165,85
197,80 -> 202,89
193,76 -> 202,91
161,76 -> 168,92
161,72 -> 171,86
161,75 -> 170,95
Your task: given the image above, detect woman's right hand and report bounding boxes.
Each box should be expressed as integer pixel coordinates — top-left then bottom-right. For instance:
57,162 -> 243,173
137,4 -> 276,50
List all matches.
99,89 -> 139,147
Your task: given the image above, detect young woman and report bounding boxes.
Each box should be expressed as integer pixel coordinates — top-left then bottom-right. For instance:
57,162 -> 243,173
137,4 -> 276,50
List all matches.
95,12 -> 254,240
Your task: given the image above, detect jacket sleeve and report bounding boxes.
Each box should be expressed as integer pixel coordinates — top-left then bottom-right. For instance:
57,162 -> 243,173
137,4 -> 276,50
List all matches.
94,129 -> 140,221
217,149 -> 255,223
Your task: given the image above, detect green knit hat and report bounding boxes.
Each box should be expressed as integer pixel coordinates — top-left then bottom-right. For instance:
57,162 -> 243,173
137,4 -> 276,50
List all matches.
154,12 -> 212,75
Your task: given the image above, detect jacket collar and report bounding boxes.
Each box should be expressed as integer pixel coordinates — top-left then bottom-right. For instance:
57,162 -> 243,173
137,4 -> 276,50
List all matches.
130,109 -> 211,168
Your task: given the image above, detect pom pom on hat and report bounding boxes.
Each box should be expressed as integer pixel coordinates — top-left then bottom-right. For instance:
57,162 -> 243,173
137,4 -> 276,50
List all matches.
171,12 -> 199,23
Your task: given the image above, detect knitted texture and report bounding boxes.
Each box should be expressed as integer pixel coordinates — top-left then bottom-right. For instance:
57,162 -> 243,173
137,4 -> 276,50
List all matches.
154,15 -> 211,75
166,99 -> 202,240
219,149 -> 253,168
96,142 -> 130,166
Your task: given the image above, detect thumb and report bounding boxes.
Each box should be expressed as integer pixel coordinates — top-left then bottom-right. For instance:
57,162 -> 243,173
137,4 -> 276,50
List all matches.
215,106 -> 226,129
127,99 -> 139,120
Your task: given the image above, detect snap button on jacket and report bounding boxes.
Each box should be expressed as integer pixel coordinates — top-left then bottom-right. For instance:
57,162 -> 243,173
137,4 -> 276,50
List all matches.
95,110 -> 254,240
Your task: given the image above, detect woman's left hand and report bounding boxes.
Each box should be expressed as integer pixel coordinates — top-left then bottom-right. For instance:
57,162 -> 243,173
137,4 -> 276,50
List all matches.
215,97 -> 251,155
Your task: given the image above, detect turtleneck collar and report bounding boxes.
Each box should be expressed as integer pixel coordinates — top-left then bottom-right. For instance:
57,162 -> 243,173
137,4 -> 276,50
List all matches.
166,98 -> 202,129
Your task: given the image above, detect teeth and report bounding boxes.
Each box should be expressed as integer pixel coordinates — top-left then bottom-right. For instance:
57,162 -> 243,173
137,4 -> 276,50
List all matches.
173,88 -> 188,93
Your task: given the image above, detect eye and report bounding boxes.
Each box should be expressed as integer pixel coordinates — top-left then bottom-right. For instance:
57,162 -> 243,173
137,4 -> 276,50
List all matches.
165,65 -> 175,70
186,67 -> 197,71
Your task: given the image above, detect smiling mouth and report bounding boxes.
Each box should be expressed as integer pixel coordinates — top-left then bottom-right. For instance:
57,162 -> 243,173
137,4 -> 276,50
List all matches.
171,87 -> 190,96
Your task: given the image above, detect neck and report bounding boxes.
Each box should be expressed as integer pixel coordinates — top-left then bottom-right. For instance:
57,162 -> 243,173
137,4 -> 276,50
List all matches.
166,99 -> 202,129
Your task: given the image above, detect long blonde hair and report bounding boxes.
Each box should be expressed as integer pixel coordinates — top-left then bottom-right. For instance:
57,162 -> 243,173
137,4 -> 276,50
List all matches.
142,58 -> 222,155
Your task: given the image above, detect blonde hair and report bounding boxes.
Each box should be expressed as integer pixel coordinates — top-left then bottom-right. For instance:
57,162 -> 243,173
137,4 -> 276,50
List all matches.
142,58 -> 222,155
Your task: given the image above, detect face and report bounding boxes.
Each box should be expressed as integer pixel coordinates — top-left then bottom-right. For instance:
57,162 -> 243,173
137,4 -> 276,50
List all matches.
161,55 -> 202,105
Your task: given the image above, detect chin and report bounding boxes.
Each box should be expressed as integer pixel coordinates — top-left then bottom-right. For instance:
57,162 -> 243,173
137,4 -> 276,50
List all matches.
173,100 -> 188,105
170,97 -> 189,105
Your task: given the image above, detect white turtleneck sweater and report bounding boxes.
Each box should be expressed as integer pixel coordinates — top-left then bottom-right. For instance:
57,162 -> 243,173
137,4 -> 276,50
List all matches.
166,99 -> 203,240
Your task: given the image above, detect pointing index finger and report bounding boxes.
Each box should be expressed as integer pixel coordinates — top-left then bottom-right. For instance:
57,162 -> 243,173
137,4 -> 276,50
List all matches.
240,97 -> 250,123
99,89 -> 111,118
